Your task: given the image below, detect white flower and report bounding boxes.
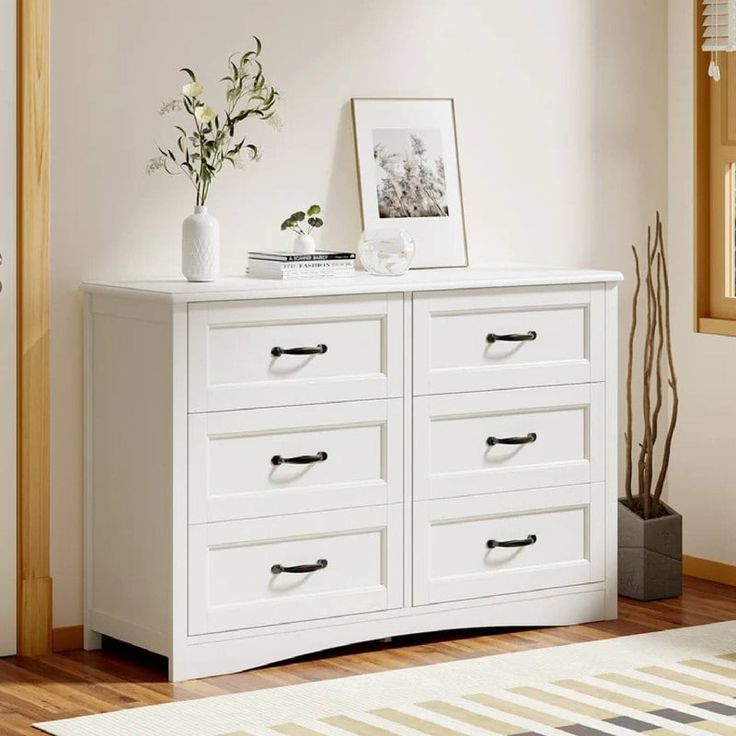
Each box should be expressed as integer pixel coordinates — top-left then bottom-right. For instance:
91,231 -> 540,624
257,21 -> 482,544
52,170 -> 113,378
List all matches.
182,82 -> 203,98
195,105 -> 215,124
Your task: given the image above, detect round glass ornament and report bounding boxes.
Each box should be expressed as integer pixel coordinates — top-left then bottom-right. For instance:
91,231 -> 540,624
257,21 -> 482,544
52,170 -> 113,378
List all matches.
357,228 -> 415,276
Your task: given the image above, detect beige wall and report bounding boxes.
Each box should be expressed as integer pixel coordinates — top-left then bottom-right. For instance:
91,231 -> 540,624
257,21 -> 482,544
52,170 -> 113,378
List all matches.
667,0 -> 736,566
50,0 -> 668,626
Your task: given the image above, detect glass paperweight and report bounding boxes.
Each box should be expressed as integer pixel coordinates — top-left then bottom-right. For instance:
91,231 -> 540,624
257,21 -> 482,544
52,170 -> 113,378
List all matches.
358,228 -> 415,276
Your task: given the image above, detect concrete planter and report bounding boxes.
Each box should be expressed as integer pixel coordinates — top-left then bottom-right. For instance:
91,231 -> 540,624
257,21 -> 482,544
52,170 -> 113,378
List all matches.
618,499 -> 682,601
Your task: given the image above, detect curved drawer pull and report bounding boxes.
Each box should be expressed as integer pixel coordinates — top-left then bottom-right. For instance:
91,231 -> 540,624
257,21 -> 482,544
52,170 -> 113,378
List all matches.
486,331 -> 537,344
271,558 -> 328,575
271,344 -> 328,357
486,432 -> 537,447
487,534 -> 537,549
271,451 -> 328,466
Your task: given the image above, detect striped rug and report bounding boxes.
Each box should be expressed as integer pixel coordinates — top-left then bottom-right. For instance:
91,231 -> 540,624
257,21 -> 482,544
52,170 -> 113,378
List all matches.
35,621 -> 736,736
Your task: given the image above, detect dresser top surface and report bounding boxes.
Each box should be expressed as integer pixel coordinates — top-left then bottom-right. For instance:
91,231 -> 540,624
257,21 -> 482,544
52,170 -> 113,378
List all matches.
81,265 -> 622,303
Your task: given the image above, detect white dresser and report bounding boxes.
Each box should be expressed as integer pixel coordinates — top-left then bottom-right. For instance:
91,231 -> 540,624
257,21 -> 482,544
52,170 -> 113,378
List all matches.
82,266 -> 621,681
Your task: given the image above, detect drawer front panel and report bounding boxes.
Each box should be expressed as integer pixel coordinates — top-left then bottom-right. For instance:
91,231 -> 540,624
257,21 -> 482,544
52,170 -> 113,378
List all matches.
413,285 -> 604,394
189,399 -> 403,523
414,384 -> 604,501
188,294 -> 403,411
413,484 -> 604,605
189,505 -> 403,635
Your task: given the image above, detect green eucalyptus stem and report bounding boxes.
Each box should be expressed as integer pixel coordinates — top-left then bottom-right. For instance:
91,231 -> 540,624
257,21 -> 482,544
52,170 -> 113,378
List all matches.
148,36 -> 279,208
193,111 -> 205,206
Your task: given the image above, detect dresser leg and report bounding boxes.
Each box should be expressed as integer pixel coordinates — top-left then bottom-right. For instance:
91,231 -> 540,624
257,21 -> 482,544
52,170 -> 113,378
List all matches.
84,627 -> 102,651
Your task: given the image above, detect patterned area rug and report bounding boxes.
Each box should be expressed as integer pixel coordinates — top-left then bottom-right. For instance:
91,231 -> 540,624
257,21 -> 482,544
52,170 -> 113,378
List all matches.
35,621 -> 736,736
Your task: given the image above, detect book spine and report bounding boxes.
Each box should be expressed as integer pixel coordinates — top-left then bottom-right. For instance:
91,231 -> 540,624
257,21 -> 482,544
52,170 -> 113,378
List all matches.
282,262 -> 354,269
279,270 -> 356,280
248,270 -> 356,280
249,253 -> 355,262
250,262 -> 355,272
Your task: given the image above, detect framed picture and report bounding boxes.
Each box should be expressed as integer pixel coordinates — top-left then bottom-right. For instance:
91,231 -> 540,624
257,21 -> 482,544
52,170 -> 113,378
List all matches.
351,97 -> 468,269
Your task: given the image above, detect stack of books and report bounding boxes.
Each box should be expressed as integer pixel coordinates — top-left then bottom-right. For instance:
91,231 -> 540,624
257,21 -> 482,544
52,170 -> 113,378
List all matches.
247,250 -> 356,280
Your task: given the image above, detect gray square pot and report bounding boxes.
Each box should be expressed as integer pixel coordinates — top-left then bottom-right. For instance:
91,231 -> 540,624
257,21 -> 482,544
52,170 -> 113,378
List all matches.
618,498 -> 682,601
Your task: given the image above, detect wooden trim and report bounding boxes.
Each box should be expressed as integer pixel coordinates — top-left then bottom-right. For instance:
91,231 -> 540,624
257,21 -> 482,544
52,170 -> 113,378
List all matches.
16,0 -> 52,656
706,58 -> 736,320
694,0 -> 736,334
684,555 -> 736,586
52,625 -> 83,653
695,0 -> 711,330
698,316 -> 736,336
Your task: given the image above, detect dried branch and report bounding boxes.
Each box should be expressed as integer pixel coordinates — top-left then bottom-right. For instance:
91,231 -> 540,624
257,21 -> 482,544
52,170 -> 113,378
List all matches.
653,225 -> 679,502
636,232 -> 649,507
649,219 -> 665,515
626,212 -> 678,517
651,231 -> 664,447
624,246 -> 641,503
637,227 -> 657,517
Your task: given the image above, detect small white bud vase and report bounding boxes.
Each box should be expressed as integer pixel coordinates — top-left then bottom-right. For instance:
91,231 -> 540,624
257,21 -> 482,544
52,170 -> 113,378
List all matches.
293,233 -> 316,254
182,205 -> 220,282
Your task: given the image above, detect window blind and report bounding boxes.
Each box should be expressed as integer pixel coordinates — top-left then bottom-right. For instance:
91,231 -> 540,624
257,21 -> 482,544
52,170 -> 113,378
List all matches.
703,0 -> 736,80
703,0 -> 736,52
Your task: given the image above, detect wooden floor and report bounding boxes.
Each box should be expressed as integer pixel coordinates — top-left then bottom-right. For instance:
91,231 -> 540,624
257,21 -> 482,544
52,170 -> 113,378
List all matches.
1,576 -> 734,735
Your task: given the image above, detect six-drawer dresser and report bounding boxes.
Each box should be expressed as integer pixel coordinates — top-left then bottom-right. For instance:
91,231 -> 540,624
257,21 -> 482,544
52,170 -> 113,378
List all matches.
82,265 -> 622,680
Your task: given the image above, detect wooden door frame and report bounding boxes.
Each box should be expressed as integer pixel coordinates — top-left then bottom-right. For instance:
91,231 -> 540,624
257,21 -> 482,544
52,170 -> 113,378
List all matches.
17,0 -> 51,656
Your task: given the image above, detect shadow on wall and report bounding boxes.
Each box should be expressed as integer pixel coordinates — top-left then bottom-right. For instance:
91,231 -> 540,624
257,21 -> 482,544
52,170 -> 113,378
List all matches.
590,0 -> 668,490
324,102 -> 362,252
590,0 -> 667,273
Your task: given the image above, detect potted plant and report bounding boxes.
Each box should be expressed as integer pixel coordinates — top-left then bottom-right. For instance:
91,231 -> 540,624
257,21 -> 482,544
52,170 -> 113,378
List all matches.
280,205 -> 324,254
147,37 -> 279,282
620,211 -> 681,601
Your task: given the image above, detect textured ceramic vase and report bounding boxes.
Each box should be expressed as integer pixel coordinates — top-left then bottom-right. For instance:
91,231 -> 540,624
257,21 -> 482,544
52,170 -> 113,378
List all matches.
293,233 -> 316,254
182,206 -> 220,282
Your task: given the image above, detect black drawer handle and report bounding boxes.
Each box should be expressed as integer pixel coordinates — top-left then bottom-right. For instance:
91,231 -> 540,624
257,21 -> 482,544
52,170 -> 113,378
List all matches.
271,559 -> 328,574
271,344 -> 328,357
271,451 -> 328,466
486,331 -> 537,344
487,432 -> 537,447
487,534 -> 537,549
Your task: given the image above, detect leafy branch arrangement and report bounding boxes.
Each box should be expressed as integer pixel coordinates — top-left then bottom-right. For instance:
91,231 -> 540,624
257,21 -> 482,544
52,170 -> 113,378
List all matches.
280,205 -> 324,235
147,37 -> 279,207
624,211 -> 679,520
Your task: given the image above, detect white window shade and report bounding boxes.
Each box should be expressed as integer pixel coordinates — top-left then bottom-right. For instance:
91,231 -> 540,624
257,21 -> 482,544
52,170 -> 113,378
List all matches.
703,0 -> 736,52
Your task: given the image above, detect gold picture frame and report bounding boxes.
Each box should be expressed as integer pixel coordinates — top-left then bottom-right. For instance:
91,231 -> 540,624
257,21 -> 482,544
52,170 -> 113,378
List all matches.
351,97 -> 468,269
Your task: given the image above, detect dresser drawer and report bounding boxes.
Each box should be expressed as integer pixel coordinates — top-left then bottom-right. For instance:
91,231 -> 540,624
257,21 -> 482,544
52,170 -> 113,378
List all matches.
189,505 -> 403,635
413,484 -> 604,605
414,384 -> 604,501
188,294 -> 403,412
413,285 -> 604,395
189,399 -> 403,523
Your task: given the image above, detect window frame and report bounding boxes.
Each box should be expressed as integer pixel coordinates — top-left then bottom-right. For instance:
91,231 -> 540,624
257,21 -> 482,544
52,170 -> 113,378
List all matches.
696,0 -> 736,335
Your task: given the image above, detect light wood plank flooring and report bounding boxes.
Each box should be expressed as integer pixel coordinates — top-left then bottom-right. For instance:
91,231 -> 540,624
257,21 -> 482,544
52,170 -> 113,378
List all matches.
0,576 -> 734,735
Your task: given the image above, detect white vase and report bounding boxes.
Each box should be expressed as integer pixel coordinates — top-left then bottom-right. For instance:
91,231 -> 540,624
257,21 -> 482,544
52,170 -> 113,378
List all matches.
182,205 -> 220,282
293,233 -> 316,254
